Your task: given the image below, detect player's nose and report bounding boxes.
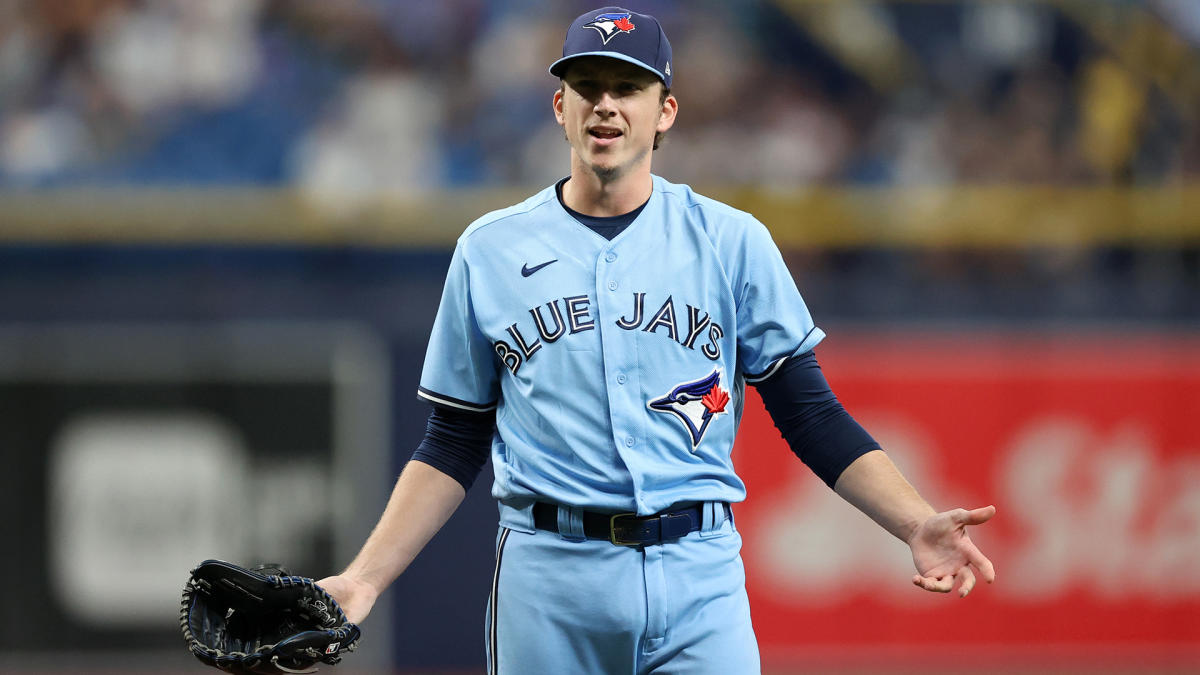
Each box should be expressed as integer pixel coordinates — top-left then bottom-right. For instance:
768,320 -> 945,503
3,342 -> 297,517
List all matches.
592,91 -> 618,116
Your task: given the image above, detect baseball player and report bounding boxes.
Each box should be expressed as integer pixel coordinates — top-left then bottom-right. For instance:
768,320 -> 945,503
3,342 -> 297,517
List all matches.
318,7 -> 996,674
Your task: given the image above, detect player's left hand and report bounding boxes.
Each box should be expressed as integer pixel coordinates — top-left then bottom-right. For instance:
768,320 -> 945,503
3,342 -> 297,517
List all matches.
316,573 -> 380,625
907,505 -> 996,597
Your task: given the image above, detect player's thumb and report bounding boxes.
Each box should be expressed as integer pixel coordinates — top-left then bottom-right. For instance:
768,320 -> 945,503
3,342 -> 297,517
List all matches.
960,504 -> 996,525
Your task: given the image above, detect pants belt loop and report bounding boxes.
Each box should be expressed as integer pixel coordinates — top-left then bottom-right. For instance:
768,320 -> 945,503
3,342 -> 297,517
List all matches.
557,504 -> 587,541
701,502 -> 726,536
497,499 -> 537,533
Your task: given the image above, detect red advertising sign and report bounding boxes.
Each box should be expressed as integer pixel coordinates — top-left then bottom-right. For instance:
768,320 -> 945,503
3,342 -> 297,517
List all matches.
733,333 -> 1200,670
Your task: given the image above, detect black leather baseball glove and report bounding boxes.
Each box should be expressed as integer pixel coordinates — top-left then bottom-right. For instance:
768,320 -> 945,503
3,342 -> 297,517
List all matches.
180,559 -> 361,674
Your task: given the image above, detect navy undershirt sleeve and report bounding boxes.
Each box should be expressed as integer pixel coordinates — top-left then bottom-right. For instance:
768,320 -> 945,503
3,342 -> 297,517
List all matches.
409,403 -> 495,491
752,350 -> 882,488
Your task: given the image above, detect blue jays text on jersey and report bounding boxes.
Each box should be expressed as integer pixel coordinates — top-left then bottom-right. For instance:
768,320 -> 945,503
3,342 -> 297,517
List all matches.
492,291 -> 726,375
418,175 -> 824,516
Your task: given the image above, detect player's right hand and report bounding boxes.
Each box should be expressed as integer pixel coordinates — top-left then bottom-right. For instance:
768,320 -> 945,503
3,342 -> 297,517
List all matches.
908,505 -> 996,598
315,574 -> 380,624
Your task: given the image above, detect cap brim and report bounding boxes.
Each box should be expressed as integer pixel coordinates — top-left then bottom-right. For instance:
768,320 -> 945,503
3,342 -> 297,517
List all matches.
548,52 -> 666,84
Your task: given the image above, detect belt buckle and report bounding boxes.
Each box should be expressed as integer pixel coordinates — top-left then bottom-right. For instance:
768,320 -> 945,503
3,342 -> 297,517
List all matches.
609,512 -> 642,547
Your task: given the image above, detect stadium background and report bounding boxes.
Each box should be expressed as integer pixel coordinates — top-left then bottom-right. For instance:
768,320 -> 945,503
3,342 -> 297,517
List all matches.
0,0 -> 1196,673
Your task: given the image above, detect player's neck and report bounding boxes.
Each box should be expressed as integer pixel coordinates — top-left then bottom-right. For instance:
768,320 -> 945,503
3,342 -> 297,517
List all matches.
563,163 -> 653,217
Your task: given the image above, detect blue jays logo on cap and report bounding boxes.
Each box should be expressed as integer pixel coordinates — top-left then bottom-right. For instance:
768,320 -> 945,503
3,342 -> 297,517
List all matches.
549,7 -> 673,88
649,370 -> 731,449
584,12 -> 636,44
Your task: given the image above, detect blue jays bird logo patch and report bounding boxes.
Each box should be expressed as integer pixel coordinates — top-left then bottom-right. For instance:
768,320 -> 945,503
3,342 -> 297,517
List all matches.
648,370 -> 731,448
584,12 -> 636,44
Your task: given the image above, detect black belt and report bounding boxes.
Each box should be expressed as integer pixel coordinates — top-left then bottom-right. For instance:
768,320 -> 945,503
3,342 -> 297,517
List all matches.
531,502 -> 728,547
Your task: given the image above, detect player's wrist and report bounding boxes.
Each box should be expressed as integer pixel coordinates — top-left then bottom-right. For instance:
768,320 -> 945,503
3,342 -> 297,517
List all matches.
342,566 -> 389,599
901,516 -> 927,545
901,507 -> 940,545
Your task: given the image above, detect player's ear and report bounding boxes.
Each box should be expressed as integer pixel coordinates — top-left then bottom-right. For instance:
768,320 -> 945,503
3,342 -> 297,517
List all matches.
553,86 -> 566,126
657,91 -> 678,134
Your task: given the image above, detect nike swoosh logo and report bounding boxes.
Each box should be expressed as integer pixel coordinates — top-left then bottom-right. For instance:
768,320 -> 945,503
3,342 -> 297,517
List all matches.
521,259 -> 558,277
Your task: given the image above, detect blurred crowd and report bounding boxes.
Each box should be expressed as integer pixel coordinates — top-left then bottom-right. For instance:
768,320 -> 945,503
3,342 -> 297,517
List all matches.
1,0 -> 1197,190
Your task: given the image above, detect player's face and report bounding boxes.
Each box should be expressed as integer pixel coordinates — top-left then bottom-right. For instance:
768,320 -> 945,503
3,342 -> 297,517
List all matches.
554,57 -> 677,182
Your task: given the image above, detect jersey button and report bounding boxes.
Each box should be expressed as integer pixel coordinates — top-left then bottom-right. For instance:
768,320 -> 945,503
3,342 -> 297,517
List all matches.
605,252 -> 617,263
616,373 -> 627,384
608,281 -> 618,291
624,436 -> 635,447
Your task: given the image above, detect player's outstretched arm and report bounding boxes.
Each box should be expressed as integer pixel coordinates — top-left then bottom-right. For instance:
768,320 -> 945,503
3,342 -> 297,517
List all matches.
833,449 -> 996,597
318,460 -> 467,623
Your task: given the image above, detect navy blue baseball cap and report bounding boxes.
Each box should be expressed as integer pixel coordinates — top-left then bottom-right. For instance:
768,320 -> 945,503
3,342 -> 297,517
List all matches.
549,7 -> 673,88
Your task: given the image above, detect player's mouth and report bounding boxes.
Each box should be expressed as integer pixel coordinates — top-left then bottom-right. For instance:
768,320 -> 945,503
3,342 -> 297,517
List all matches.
588,127 -> 623,146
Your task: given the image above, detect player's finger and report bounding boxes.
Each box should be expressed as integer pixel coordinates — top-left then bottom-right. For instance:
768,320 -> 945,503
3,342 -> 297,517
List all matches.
965,542 -> 996,583
956,504 -> 996,526
960,533 -> 998,581
913,574 -> 954,593
958,567 -> 977,598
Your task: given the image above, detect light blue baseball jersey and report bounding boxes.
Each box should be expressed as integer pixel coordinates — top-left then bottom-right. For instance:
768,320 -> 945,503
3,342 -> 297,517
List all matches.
418,174 -> 824,515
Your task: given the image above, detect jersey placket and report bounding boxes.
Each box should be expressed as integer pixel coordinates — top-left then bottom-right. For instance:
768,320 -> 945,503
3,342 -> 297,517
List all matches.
593,243 -> 652,515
